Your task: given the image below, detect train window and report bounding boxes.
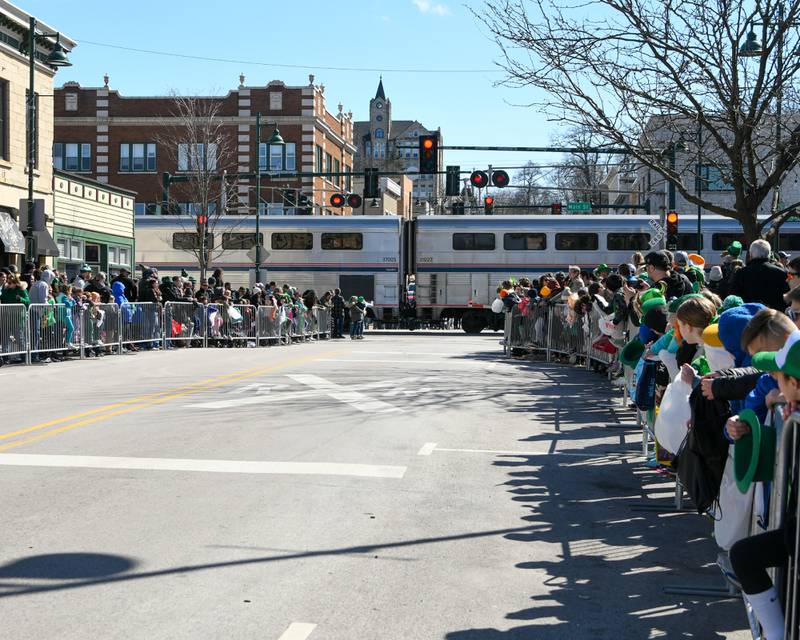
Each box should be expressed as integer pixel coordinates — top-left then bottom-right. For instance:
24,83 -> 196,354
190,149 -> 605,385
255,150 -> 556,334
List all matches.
172,232 -> 214,250
555,233 -> 598,251
677,233 -> 704,250
779,235 -> 800,251
607,233 -> 650,251
453,233 -> 496,251
712,233 -> 746,251
503,233 -> 546,251
321,233 -> 363,250
222,233 -> 263,250
271,232 -> 313,250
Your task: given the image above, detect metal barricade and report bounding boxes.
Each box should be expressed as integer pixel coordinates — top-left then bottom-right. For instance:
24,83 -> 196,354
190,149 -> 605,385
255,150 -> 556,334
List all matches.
0,304 -> 29,359
316,306 -> 331,338
27,303 -> 74,361
256,305 -> 282,344
79,303 -> 120,355
586,306 -> 618,367
120,302 -> 163,347
547,303 -> 586,360
207,303 -> 257,345
163,301 -> 204,348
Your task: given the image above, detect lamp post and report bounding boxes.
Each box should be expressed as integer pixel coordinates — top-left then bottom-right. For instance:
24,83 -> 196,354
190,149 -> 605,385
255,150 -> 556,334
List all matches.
24,17 -> 71,263
254,113 -> 284,284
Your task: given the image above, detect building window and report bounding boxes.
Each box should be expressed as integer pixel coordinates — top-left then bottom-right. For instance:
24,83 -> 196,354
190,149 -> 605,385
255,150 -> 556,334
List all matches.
375,128 -> 384,139
222,233 -> 263,250
607,233 -> 650,251
453,233 -> 496,251
269,91 -> 282,110
26,90 -> 38,168
53,143 -> 92,172
321,232 -> 363,250
56,237 -> 84,261
325,152 -> 333,179
259,142 -> 296,172
503,233 -> 547,251
712,233 -> 745,251
177,143 -> 217,171
555,233 -> 599,250
316,145 -> 323,172
345,164 -> 352,192
0,79 -> 7,160
172,232 -> 214,250
334,158 -> 340,187
700,165 -> 733,191
65,93 -> 77,111
85,244 -> 100,263
120,143 -> 156,172
365,142 -> 371,157
271,232 -> 313,250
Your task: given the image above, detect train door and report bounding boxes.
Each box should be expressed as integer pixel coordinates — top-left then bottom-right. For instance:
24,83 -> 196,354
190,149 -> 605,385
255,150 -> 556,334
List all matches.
470,273 -> 490,305
340,274 -> 375,302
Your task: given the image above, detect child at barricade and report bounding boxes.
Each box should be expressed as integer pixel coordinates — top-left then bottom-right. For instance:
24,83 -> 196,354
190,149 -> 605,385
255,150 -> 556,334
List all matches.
726,329 -> 800,640
56,284 -> 77,350
676,296 -> 719,386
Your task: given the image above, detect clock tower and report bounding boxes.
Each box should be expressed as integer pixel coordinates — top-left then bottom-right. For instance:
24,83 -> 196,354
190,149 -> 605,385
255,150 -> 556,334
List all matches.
368,77 -> 391,160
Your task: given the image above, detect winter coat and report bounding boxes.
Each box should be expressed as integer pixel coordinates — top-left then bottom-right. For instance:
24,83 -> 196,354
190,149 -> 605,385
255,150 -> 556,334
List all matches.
731,258 -> 789,310
656,271 -> 694,300
332,294 -> 346,316
28,279 -> 50,305
112,274 -> 137,302
709,367 -> 762,404
0,286 -> 29,306
84,279 -> 113,304
349,302 -> 366,322
745,373 -> 780,424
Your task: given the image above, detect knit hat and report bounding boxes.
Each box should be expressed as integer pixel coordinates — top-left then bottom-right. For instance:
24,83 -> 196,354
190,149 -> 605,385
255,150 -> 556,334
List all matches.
594,263 -> 610,275
674,251 -> 690,267
733,409 -> 776,493
720,295 -> 744,312
641,296 -> 668,334
668,293 -> 704,313
725,241 -> 743,258
709,266 -> 723,282
719,303 -> 766,367
620,338 -> 645,367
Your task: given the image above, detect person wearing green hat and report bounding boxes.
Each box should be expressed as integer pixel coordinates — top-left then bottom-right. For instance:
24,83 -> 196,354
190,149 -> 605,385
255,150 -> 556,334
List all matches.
349,295 -> 369,339
593,263 -> 610,279
725,329 -> 800,640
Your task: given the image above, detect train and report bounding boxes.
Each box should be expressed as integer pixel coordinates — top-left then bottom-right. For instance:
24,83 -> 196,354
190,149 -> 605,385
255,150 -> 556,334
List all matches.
135,213 -> 800,333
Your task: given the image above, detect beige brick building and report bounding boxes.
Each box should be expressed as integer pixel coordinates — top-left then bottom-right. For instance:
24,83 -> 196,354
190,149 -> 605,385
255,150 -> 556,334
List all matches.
0,1 -> 75,269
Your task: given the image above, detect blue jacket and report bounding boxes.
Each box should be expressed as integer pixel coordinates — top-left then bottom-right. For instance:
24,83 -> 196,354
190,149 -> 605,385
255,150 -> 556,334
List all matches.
744,373 -> 779,424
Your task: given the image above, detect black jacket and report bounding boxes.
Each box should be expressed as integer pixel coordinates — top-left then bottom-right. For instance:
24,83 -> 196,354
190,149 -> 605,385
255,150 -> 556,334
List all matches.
84,279 -> 113,304
332,294 -> 346,316
112,274 -> 137,302
731,258 -> 789,310
657,271 -> 694,300
710,367 -> 761,402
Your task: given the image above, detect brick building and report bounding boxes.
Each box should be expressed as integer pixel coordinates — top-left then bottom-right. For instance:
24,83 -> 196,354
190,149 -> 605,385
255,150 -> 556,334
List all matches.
53,74 -> 357,217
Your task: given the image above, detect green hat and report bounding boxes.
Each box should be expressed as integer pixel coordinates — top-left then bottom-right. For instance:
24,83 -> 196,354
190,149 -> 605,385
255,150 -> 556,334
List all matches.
620,338 -> 645,367
733,409 -> 776,493
668,293 -> 704,313
358,296 -> 365,303
594,263 -> 610,275
720,295 -> 744,312
726,241 -> 743,257
691,356 -> 711,377
752,330 -> 800,378
181,269 -> 189,278
640,296 -> 666,316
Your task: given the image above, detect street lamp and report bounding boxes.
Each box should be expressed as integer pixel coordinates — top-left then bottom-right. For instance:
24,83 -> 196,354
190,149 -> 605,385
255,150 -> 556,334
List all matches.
24,17 -> 71,263
254,113 -> 284,284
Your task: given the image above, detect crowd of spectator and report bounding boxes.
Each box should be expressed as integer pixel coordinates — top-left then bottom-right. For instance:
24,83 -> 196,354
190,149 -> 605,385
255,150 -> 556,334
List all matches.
501,240 -> 800,639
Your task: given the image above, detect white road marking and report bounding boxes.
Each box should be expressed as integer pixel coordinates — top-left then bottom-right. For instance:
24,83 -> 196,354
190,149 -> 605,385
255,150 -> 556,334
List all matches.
187,389 -> 321,409
288,374 -> 402,413
0,454 -> 407,479
317,359 -> 442,364
417,442 -> 437,456
278,623 -> 317,640
434,447 -> 632,459
232,383 -> 289,394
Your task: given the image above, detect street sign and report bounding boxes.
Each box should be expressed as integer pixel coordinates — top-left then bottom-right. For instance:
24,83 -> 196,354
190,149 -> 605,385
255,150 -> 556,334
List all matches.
567,201 -> 592,212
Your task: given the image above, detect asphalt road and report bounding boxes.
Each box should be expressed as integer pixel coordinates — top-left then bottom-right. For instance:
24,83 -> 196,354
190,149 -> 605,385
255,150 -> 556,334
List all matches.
0,334 -> 750,639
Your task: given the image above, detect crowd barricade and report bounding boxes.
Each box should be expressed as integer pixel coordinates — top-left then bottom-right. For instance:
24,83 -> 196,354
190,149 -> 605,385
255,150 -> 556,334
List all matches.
27,303 -> 74,362
79,303 -> 121,355
207,303 -> 257,345
120,302 -> 162,347
316,307 -> 331,338
163,301 -> 203,348
256,305 -> 282,344
0,303 -> 29,360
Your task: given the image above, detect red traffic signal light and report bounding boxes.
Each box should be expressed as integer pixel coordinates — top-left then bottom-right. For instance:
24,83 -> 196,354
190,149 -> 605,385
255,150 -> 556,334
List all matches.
330,193 -> 345,207
550,202 -> 562,215
347,193 -> 363,209
419,134 -> 438,174
491,170 -> 510,188
484,195 -> 494,214
470,171 -> 489,188
196,214 -> 208,225
666,211 -> 679,248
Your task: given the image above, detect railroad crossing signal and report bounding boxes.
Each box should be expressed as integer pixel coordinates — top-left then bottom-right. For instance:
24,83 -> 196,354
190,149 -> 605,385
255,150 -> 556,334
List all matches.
419,134 -> 439,174
330,193 -> 346,208
484,195 -> 494,214
491,170 -> 509,187
551,202 -> 562,215
446,166 -> 461,197
470,171 -> 489,189
347,193 -> 362,209
666,211 -> 679,250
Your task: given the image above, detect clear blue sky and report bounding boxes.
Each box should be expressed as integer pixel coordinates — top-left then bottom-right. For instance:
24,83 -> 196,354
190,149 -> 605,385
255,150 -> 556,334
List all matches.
24,0 -> 557,174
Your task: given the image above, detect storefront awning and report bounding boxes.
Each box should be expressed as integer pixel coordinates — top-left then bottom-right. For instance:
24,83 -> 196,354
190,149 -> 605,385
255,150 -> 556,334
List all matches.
0,211 -> 25,254
33,230 -> 60,257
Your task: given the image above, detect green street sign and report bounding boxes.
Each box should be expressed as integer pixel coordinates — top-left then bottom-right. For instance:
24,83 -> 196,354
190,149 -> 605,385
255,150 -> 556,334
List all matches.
567,201 -> 592,212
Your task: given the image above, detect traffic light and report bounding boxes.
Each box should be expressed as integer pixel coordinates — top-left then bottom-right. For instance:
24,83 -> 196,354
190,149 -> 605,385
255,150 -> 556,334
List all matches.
282,189 -> 298,206
666,211 -> 679,249
446,165 -> 461,197
491,170 -> 510,188
364,167 -> 380,198
419,134 -> 438,174
484,195 -> 494,214
551,202 -> 562,215
451,201 -> 465,215
298,193 -> 312,215
470,170 -> 489,189
196,211 -> 208,227
347,193 -> 362,209
330,193 -> 345,208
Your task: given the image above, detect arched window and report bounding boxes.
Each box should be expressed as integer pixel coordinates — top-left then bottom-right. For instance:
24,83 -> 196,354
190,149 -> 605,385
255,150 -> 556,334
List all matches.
375,128 -> 385,139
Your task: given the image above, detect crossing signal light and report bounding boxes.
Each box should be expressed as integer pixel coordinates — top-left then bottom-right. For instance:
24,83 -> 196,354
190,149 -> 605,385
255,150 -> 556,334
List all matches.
484,195 -> 494,214
347,193 -> 362,209
298,193 -> 312,215
666,211 -> 679,249
491,170 -> 510,188
196,213 -> 208,226
551,202 -> 562,215
330,193 -> 346,208
364,167 -> 380,198
419,134 -> 438,174
446,165 -> 461,197
470,171 -> 489,188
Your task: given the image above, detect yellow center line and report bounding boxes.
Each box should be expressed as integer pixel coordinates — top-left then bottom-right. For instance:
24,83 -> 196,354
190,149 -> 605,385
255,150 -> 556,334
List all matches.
0,350 -> 341,452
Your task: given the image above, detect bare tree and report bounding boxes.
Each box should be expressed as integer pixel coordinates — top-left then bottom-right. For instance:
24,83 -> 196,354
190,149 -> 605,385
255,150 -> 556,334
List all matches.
477,0 -> 800,241
158,95 -> 243,281
551,128 -> 616,205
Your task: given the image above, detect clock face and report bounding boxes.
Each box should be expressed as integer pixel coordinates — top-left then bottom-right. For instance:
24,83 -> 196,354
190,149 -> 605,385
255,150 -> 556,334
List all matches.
376,102 -> 383,109
376,115 -> 383,121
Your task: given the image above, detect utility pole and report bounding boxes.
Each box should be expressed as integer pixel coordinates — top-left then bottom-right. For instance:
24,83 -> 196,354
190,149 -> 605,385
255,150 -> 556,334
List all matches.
254,112 -> 262,284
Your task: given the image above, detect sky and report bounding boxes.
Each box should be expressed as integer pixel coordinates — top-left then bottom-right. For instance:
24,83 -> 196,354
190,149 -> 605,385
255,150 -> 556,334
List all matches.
23,0 -> 558,176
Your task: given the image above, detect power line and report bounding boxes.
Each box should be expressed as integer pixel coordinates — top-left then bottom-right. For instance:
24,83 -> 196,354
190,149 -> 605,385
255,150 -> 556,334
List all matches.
76,39 -> 500,74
